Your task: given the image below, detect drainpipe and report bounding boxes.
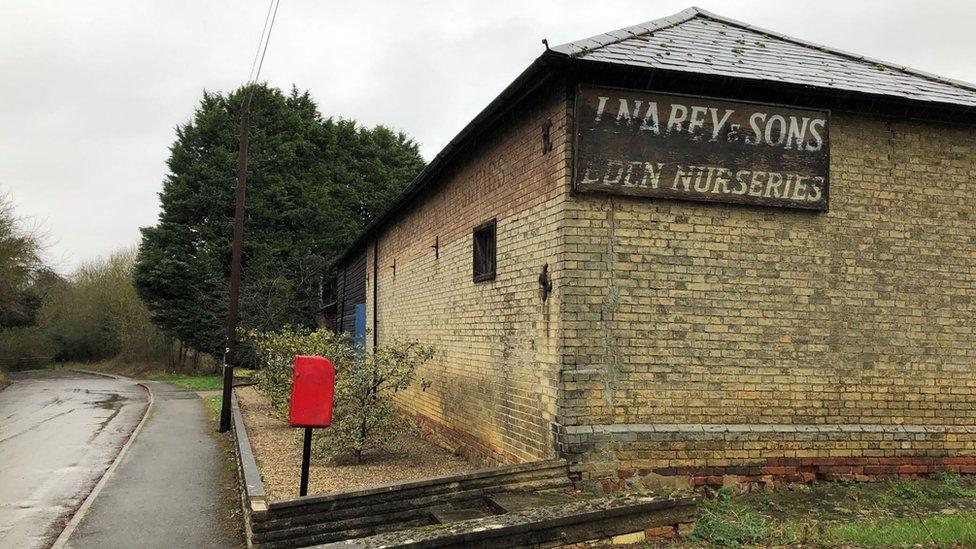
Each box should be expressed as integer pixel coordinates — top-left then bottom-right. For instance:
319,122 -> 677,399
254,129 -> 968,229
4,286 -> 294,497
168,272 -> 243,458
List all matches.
372,238 -> 379,350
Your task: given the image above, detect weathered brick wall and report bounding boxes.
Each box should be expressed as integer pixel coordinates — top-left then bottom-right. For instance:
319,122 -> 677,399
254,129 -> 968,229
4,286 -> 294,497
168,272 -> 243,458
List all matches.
559,113 -> 976,486
365,82 -> 572,465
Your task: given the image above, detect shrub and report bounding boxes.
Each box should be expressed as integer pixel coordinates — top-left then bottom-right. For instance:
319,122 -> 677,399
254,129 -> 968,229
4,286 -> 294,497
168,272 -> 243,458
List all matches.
247,327 -> 356,411
246,327 -> 434,463
0,326 -> 52,370
36,248 -> 173,365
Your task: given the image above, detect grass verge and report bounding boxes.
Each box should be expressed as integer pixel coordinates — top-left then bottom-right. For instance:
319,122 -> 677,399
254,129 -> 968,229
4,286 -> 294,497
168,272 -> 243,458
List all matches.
151,369 -> 256,391
204,395 -> 223,420
58,359 -> 170,379
824,513 -> 976,547
688,473 -> 976,547
53,359 -> 255,391
200,395 -> 245,547
154,374 -> 224,391
52,360 -> 255,391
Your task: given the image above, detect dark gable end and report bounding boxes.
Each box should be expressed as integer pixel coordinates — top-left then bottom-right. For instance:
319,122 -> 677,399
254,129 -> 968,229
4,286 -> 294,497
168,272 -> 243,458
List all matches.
334,6 -> 976,269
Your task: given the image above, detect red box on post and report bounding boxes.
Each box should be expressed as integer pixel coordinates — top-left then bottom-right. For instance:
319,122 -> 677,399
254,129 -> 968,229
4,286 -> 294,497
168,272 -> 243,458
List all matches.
289,355 -> 335,428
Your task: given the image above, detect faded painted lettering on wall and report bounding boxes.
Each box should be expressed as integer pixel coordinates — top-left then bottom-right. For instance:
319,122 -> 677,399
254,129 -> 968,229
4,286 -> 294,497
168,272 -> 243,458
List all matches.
574,86 -> 830,210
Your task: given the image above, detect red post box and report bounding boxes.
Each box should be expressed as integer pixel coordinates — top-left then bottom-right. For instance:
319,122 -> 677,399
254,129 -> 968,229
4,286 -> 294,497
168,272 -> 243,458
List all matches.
289,355 -> 335,428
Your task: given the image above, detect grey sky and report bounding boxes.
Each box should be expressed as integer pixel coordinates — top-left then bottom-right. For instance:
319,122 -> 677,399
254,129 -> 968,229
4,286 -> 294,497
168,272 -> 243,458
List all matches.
3,1 -> 974,273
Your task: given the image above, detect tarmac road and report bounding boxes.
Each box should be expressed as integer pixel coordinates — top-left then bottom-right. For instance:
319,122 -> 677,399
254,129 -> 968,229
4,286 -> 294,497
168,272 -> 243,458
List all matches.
0,370 -> 148,549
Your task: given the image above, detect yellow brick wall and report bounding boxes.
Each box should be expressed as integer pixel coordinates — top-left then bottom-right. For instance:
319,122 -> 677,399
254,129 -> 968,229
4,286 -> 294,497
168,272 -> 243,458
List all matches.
365,82 -> 572,465
560,113 -> 976,476
355,80 -> 976,478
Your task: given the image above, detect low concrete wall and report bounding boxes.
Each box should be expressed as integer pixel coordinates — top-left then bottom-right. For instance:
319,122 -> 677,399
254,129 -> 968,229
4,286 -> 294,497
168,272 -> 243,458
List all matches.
323,494 -> 698,548
230,392 -> 268,546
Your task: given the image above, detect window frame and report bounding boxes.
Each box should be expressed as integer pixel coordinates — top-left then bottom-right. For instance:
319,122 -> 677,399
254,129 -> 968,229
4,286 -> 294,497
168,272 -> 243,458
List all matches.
472,219 -> 497,283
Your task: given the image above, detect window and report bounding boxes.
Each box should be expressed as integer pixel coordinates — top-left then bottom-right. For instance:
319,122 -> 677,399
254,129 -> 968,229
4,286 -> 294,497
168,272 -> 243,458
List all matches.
472,219 -> 496,282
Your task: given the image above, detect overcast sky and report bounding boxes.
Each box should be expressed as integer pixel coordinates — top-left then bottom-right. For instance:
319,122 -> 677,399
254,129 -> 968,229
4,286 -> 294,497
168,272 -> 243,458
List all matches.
3,0 -> 974,273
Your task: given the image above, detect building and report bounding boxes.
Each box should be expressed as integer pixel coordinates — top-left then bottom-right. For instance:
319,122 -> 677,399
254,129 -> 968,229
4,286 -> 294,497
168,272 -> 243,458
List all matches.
333,8 -> 976,488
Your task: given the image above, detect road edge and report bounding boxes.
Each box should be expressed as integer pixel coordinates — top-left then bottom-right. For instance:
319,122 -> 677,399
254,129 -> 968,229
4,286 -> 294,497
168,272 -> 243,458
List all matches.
49,371 -> 154,549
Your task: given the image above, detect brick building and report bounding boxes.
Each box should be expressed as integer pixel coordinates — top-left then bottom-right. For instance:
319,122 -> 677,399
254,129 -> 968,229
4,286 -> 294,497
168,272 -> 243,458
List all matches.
333,8 -> 976,488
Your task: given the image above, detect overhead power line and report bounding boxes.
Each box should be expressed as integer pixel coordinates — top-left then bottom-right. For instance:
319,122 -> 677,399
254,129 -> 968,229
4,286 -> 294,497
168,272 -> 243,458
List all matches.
252,0 -> 280,84
247,0 -> 275,84
248,0 -> 281,86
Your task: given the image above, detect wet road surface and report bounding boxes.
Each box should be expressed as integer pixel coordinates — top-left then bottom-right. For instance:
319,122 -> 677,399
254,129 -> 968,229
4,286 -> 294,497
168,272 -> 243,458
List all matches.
0,370 -> 147,549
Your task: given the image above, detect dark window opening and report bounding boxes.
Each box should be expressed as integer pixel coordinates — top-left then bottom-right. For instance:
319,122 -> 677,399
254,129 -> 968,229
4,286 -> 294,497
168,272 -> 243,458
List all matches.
473,219 -> 496,282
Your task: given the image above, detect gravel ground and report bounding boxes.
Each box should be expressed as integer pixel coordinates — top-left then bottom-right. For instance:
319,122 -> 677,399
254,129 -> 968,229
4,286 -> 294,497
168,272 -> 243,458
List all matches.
235,385 -> 475,500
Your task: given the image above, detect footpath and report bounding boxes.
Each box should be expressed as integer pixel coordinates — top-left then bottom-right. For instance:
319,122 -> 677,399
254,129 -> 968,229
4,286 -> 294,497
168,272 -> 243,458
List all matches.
61,380 -> 240,548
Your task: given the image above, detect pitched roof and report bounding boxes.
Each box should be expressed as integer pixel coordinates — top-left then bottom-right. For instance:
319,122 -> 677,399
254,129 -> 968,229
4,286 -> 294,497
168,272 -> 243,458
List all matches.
335,8 -> 975,267
552,7 -> 976,108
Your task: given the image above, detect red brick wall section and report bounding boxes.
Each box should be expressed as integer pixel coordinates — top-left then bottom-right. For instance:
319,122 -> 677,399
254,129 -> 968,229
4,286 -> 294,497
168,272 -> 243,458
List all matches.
599,457 -> 976,494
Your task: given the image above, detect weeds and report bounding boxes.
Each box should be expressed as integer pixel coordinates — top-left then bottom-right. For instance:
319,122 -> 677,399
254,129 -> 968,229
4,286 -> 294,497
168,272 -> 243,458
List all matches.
688,475 -> 976,547
888,479 -> 927,501
690,488 -> 771,546
203,395 -> 222,421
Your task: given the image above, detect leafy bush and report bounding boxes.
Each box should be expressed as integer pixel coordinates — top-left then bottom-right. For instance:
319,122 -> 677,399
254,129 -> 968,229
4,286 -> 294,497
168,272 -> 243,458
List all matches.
246,327 -> 434,463
247,327 -> 356,411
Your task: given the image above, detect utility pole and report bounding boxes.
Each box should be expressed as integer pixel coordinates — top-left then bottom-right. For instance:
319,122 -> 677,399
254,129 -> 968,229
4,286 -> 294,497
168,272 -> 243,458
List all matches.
219,0 -> 279,433
219,93 -> 251,433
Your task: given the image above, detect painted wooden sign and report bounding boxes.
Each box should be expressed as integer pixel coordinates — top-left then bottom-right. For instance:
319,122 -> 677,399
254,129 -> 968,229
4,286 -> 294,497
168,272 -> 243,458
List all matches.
574,86 -> 830,210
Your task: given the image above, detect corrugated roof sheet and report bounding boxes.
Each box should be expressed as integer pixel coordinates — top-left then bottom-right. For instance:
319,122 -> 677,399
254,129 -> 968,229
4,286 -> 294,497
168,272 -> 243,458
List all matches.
552,7 -> 976,108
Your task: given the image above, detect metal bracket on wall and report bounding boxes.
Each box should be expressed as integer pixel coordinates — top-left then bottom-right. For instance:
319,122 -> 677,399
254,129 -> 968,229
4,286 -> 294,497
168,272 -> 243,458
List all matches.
542,119 -> 553,154
431,236 -> 439,259
539,263 -> 553,302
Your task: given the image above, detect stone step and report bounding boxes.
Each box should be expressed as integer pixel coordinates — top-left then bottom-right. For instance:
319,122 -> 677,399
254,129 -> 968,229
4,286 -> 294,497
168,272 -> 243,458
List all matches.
487,490 -> 576,514
430,503 -> 495,524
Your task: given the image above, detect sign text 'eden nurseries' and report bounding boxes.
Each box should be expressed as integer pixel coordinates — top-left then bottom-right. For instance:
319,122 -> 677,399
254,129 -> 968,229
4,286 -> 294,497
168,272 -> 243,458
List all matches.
574,86 -> 830,210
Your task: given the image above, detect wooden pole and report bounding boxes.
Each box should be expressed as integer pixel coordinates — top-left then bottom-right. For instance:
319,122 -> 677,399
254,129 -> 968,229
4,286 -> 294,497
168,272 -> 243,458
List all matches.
219,93 -> 251,433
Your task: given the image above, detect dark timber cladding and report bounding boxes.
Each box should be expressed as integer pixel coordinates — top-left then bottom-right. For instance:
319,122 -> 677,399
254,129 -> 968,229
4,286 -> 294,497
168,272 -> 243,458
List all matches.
574,86 -> 829,210
335,248 -> 366,335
